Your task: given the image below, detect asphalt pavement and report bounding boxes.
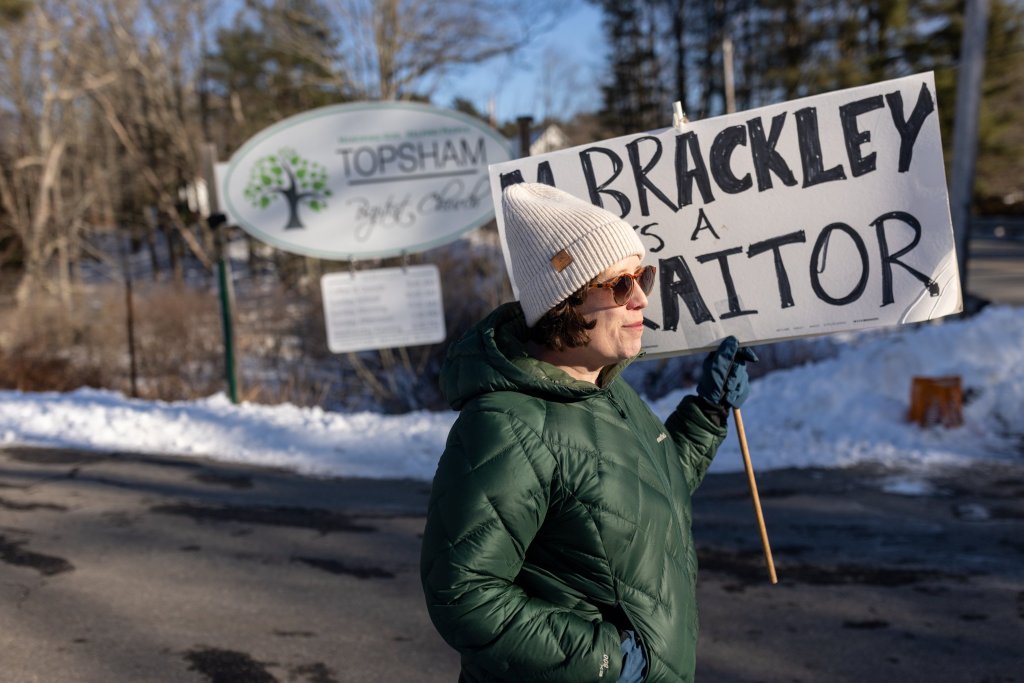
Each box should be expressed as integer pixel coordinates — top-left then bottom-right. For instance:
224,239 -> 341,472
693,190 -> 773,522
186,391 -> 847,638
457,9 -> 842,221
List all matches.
2,445 -> 1022,683
966,234 -> 1024,307
0,446 -> 458,682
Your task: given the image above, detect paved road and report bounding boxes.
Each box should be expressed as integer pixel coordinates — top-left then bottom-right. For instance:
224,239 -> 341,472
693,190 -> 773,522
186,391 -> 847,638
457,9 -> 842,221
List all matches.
0,446 -> 458,683
967,235 -> 1024,307
692,462 -> 1024,683
2,445 -> 1022,682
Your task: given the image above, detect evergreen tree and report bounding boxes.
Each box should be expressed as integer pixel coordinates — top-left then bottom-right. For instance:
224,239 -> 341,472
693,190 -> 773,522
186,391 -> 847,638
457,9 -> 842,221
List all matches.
594,0 -> 666,135
205,0 -> 348,152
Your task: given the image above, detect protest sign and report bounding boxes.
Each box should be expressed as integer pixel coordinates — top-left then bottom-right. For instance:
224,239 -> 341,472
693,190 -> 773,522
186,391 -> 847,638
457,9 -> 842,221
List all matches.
489,72 -> 962,357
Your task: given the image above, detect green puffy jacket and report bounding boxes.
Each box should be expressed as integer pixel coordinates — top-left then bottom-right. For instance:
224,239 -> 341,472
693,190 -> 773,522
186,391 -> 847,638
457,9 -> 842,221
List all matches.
420,303 -> 727,682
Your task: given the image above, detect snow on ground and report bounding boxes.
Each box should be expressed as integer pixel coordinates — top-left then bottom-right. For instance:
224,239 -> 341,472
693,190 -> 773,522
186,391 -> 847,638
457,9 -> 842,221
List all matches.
2,306 -> 1021,481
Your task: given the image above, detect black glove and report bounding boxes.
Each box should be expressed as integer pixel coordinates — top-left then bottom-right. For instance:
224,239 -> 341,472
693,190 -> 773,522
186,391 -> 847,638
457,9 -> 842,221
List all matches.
696,336 -> 758,408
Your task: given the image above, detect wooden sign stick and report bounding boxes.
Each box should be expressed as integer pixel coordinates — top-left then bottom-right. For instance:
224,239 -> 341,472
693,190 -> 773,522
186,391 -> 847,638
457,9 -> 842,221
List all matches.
732,407 -> 778,584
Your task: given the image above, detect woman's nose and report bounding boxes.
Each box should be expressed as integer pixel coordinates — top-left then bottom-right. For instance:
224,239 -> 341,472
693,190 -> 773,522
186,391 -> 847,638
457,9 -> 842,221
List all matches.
628,282 -> 648,310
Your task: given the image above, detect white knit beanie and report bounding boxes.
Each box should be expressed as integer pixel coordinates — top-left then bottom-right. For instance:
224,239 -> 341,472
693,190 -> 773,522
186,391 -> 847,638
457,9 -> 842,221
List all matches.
502,183 -> 646,327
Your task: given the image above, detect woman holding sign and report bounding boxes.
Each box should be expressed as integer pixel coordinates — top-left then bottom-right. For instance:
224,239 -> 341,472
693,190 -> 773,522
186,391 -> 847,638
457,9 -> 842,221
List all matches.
420,183 -> 756,683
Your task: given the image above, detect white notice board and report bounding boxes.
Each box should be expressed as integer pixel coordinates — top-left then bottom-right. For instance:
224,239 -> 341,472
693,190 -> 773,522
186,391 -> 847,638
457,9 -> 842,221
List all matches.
321,265 -> 446,353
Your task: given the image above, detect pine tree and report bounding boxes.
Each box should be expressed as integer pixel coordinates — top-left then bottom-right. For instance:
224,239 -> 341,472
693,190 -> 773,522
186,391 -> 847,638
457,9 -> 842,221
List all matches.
594,0 -> 667,135
205,0 -> 348,152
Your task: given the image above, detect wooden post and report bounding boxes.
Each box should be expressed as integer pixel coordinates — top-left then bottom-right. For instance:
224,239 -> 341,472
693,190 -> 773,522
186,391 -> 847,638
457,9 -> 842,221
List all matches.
722,35 -> 736,115
119,233 -> 139,399
733,407 -> 777,583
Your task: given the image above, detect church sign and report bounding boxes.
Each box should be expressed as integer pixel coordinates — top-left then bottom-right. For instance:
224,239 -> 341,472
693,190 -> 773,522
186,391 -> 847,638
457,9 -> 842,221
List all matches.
223,102 -> 512,260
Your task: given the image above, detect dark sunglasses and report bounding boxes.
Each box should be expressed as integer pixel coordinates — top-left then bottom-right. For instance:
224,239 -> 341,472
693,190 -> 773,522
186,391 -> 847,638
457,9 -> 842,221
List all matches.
588,265 -> 657,305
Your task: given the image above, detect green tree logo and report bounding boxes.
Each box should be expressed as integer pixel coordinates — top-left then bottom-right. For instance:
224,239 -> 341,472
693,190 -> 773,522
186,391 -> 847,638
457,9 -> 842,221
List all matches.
243,147 -> 332,230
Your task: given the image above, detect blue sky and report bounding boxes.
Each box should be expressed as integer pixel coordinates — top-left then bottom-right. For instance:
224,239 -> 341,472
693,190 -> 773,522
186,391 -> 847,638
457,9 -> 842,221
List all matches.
211,1 -> 606,125
431,2 -> 607,124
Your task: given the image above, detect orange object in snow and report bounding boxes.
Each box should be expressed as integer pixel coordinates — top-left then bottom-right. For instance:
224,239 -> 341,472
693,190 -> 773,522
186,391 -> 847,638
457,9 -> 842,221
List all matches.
908,376 -> 963,428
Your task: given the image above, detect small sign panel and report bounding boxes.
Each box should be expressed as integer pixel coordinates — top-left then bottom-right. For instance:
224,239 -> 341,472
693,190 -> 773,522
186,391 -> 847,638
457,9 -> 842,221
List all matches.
321,265 -> 446,353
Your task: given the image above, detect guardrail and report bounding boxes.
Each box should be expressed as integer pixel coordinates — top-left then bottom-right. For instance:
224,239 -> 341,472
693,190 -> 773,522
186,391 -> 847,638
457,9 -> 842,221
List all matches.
971,215 -> 1024,240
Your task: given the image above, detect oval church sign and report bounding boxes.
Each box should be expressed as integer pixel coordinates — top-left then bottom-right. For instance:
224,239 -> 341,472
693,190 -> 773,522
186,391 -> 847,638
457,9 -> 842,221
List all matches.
222,102 -> 512,260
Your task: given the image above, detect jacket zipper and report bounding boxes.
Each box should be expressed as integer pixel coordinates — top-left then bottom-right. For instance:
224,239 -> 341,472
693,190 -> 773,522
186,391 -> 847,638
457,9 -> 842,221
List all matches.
610,383 -> 690,562
606,387 -> 627,418
607,385 -> 692,682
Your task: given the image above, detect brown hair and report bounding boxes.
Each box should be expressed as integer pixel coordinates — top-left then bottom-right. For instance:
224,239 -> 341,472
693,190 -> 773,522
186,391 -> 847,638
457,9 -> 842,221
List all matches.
527,283 -> 596,351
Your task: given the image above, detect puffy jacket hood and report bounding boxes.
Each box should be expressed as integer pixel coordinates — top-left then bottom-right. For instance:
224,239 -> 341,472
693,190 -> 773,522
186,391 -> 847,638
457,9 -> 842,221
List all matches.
439,302 -> 630,410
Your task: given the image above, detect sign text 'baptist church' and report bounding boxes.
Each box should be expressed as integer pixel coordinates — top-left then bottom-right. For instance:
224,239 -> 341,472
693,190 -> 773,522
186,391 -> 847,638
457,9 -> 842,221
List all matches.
223,102 -> 512,260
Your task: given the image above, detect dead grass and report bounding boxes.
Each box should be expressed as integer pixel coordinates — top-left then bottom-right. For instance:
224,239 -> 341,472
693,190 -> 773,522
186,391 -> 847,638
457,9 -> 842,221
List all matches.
0,236 -> 514,412
0,346 -> 104,392
0,283 -> 223,400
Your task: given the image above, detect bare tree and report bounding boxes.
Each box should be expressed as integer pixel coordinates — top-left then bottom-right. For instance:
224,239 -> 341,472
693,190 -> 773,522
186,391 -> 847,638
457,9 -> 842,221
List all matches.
0,0 -> 221,308
537,45 -> 600,124
333,0 -> 561,100
0,0 -> 117,305
88,0 -> 214,275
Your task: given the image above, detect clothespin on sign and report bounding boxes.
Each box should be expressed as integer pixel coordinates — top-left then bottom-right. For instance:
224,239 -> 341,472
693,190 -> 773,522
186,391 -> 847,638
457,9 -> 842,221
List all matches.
672,101 -> 688,131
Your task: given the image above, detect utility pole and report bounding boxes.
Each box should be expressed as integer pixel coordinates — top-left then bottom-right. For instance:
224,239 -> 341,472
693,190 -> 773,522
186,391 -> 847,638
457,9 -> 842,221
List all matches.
949,0 -> 989,298
723,35 -> 736,114
516,116 -> 534,158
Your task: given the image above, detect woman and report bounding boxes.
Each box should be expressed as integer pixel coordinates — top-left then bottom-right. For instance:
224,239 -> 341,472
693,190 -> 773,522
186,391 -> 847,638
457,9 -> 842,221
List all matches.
420,183 -> 756,683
